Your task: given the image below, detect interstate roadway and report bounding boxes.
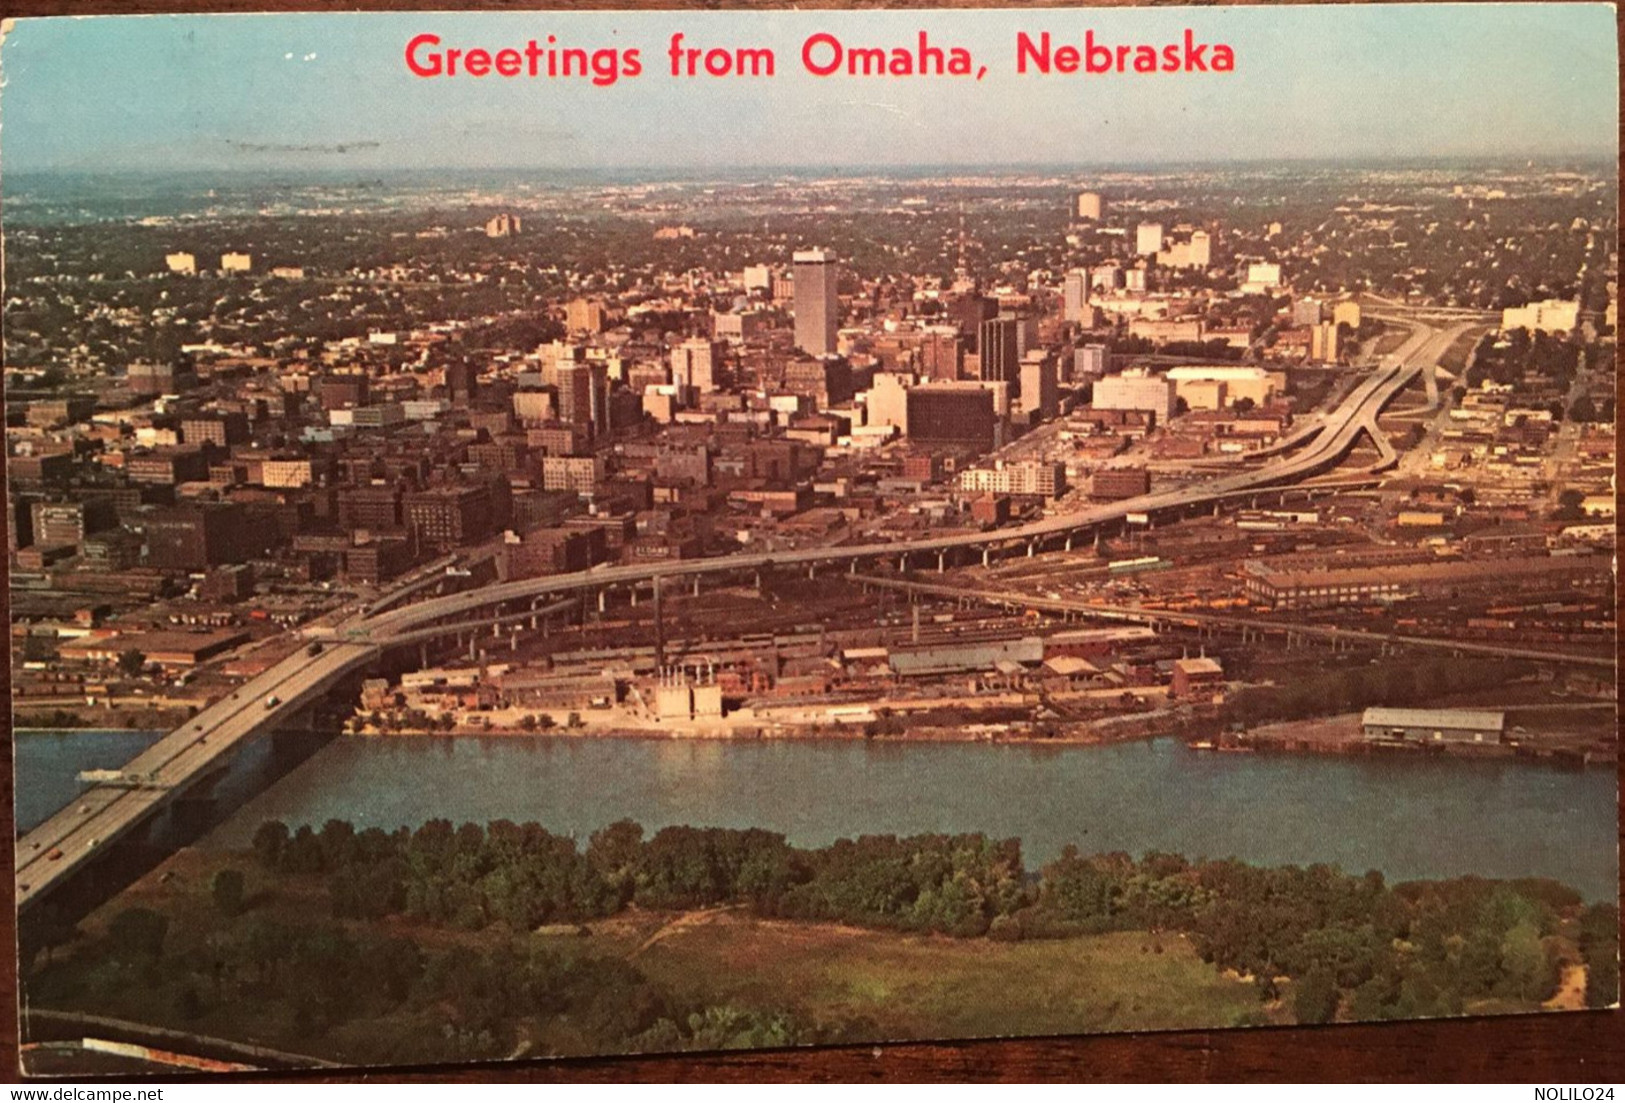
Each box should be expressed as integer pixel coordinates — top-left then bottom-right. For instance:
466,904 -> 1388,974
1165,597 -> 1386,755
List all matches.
16,319 -> 1465,911
357,320 -> 1466,640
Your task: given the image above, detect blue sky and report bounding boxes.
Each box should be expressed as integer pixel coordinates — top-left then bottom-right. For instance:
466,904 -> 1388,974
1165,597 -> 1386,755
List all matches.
0,6 -> 1616,172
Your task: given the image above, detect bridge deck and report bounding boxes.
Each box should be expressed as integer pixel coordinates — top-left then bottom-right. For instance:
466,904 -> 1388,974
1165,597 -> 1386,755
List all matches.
16,642 -> 378,911
16,321 -> 1472,910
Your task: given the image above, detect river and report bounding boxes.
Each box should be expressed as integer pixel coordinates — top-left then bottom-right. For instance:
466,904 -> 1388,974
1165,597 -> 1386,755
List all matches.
15,731 -> 1619,901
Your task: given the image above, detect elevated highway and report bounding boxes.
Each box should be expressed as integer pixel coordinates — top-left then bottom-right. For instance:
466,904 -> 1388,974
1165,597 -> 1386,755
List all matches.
355,320 -> 1464,638
18,321 -> 1460,912
855,576 -> 1616,671
16,641 -> 379,911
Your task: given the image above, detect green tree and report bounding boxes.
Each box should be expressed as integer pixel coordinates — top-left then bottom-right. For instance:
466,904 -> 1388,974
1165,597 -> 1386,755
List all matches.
252,821 -> 289,869
211,868 -> 246,917
116,649 -> 146,677
1552,488 -> 1587,522
1293,968 -> 1341,1024
1580,904 -> 1620,1009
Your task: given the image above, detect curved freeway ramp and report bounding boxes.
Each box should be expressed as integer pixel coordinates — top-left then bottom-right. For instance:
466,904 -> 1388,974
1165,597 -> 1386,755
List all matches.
16,321 -> 1462,911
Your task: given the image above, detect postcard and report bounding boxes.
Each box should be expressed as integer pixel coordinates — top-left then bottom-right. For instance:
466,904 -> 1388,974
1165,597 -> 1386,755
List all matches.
3,4 -> 1618,1077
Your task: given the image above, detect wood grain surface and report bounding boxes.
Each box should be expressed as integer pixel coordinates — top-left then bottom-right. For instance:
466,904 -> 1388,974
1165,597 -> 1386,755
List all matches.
0,0 -> 1619,1082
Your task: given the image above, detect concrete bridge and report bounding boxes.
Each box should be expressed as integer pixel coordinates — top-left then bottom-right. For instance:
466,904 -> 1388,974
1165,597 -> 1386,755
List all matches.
16,321 -> 1460,913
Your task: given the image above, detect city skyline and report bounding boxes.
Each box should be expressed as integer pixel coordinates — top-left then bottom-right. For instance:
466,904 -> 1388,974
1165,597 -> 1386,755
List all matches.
2,4 -> 1618,1075
1,5 -> 1617,174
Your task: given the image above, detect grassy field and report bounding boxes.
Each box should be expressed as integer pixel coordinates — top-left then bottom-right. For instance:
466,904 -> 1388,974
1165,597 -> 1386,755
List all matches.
621,912 -> 1268,1041
1439,326 -> 1490,374
1372,326 -> 1413,357
28,848 -> 1270,1063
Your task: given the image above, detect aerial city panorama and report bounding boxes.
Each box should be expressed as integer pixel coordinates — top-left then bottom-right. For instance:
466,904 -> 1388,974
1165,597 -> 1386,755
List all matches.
2,6 -> 1618,1075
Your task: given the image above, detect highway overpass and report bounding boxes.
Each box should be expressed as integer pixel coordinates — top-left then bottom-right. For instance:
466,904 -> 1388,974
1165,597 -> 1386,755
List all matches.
353,320 -> 1463,639
16,320 -> 1458,912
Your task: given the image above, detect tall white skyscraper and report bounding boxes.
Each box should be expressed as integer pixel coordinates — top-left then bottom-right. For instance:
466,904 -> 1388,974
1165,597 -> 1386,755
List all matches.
1075,191 -> 1103,221
792,249 -> 839,356
1136,223 -> 1164,256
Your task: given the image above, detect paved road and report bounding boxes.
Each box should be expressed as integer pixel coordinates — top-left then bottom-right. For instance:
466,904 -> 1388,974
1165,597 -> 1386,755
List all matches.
16,641 -> 377,911
16,319 -> 1457,911
358,321 -> 1462,639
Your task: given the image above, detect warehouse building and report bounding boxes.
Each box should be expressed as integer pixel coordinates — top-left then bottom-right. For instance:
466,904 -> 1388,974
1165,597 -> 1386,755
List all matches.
1242,555 -> 1610,610
1362,708 -> 1506,745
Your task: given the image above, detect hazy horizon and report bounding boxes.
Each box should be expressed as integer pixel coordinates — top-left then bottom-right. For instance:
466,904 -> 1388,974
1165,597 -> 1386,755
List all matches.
1,6 -> 1616,175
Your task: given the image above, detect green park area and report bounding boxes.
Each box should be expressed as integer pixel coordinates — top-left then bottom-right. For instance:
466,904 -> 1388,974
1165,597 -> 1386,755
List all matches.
20,821 -> 1617,1068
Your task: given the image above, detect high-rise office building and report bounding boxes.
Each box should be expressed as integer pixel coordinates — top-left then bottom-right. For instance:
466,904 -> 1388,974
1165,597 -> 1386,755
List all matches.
950,294 -> 999,347
1136,223 -> 1164,256
976,316 -> 1020,398
792,249 -> 839,356
557,361 -> 609,435
1020,352 -> 1059,423
1075,192 -> 1103,221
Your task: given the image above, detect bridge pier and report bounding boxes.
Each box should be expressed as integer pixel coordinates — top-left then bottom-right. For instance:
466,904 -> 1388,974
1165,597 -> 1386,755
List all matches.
982,548 -> 990,567
808,564 -> 816,580
1026,541 -> 1035,558
1065,534 -> 1073,552
630,587 -> 639,607
898,555 -> 907,572
597,590 -> 607,614
850,559 -> 858,575
937,551 -> 946,573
